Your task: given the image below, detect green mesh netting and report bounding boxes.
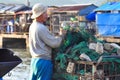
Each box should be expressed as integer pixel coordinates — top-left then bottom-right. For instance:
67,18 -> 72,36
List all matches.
52,27 -> 120,80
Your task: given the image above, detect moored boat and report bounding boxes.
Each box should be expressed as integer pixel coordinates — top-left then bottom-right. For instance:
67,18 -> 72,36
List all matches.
0,48 -> 22,78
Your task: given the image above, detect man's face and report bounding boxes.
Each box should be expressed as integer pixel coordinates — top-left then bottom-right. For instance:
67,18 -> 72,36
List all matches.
36,11 -> 48,23
42,11 -> 48,22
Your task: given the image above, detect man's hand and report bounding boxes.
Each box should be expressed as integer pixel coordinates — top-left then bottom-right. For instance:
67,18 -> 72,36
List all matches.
59,27 -> 67,35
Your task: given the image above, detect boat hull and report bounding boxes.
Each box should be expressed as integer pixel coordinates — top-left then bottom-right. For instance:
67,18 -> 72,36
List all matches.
0,48 -> 22,77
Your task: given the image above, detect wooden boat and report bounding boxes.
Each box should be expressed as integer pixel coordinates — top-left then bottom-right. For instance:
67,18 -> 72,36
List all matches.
0,48 -> 22,77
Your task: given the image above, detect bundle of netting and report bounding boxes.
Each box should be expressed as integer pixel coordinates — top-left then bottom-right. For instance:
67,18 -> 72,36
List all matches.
52,27 -> 120,80
53,28 -> 100,70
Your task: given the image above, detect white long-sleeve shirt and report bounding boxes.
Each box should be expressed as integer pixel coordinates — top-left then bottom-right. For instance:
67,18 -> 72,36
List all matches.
29,21 -> 62,60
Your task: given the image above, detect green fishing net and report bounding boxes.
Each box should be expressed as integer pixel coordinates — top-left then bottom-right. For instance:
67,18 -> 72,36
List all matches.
52,27 -> 120,80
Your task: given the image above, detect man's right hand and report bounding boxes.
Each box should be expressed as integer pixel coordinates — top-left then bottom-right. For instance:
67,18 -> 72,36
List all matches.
59,27 -> 67,36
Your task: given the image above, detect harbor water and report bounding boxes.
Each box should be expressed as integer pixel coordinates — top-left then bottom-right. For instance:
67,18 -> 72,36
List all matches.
2,48 -> 31,80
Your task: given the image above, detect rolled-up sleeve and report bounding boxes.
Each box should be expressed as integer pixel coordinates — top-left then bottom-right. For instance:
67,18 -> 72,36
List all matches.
38,26 -> 62,48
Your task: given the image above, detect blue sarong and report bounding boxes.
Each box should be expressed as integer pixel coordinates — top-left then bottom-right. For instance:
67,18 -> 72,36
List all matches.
29,58 -> 53,80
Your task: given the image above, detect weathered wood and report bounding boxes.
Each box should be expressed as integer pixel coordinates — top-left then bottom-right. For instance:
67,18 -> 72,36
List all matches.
0,33 -> 29,48
96,36 -> 120,43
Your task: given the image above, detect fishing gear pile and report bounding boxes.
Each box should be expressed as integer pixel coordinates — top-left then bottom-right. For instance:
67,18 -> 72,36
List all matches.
52,26 -> 120,80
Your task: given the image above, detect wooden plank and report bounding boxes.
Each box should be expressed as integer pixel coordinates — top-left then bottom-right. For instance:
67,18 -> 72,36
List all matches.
0,36 -> 3,48
0,34 -> 29,48
98,37 -> 120,43
0,34 -> 28,38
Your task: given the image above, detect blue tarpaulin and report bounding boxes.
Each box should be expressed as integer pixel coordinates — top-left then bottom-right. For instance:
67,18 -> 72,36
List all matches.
96,13 -> 120,37
85,12 -> 96,21
94,2 -> 120,11
79,4 -> 97,21
79,4 -> 97,16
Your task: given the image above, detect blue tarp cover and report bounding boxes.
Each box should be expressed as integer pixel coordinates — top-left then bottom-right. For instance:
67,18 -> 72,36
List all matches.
85,12 -> 96,21
94,2 -> 120,11
78,4 -> 97,21
96,13 -> 120,37
79,4 -> 97,16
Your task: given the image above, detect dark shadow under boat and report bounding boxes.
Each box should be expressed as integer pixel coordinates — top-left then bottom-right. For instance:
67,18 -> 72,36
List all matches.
0,48 -> 22,77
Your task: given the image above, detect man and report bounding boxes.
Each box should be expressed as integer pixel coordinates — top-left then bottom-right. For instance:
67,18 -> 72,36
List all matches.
7,18 -> 14,33
19,14 -> 26,32
29,3 -> 65,80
